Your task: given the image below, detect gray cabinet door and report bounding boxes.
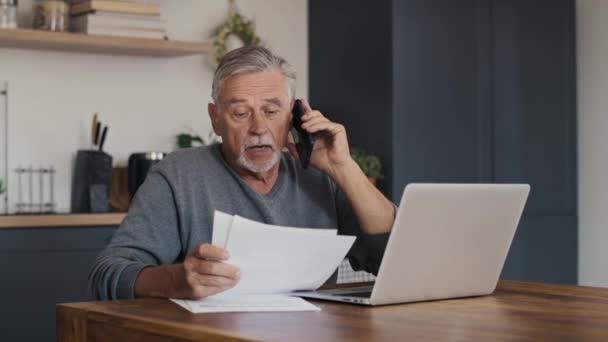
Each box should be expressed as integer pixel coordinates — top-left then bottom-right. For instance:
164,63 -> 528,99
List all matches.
391,0 -> 493,197
0,227 -> 116,342
501,216 -> 577,283
491,0 -> 577,283
492,0 -> 577,216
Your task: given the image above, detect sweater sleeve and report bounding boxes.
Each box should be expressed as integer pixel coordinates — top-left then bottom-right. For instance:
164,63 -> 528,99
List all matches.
335,187 -> 393,275
88,164 -> 183,300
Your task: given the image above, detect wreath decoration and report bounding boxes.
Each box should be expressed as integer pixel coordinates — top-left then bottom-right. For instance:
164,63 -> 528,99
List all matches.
211,1 -> 262,65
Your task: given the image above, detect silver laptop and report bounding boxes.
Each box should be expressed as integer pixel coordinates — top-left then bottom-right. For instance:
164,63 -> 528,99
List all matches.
296,183 -> 530,306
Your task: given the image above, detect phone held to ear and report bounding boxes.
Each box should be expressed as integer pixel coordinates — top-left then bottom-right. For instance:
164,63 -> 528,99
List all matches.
290,99 -> 315,169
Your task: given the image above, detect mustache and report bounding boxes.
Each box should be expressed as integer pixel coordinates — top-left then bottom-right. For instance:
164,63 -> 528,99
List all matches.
242,135 -> 276,150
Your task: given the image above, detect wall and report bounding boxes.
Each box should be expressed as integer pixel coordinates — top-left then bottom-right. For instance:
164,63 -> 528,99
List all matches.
577,0 -> 608,287
0,0 -> 308,213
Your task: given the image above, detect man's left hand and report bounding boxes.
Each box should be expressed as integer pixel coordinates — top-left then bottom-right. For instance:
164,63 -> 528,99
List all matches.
287,99 -> 353,177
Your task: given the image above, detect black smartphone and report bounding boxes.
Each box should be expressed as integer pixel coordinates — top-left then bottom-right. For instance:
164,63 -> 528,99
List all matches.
290,99 -> 315,168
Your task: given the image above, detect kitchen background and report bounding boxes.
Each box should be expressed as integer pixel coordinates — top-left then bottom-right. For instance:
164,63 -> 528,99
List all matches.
0,0 -> 308,213
2,0 -> 608,340
1,0 -> 608,289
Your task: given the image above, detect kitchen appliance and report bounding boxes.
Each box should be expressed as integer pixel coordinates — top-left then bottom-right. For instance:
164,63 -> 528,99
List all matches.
128,152 -> 166,199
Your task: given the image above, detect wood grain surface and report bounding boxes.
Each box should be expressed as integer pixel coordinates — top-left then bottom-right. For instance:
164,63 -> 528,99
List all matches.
0,213 -> 125,229
57,280 -> 608,341
0,28 -> 211,57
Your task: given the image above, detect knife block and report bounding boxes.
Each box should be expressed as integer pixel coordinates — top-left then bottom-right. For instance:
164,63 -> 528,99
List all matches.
71,150 -> 113,213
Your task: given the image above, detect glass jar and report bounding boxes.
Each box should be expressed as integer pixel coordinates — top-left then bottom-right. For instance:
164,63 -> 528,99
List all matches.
33,0 -> 69,32
0,0 -> 18,29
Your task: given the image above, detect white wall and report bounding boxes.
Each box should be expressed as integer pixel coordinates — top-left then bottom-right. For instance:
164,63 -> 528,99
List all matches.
0,0 -> 308,213
577,0 -> 608,287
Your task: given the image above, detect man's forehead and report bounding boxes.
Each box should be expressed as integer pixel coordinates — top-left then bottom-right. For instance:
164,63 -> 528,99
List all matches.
218,69 -> 289,102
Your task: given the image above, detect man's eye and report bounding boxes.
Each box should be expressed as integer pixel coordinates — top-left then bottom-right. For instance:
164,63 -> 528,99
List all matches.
234,112 -> 248,117
265,110 -> 279,116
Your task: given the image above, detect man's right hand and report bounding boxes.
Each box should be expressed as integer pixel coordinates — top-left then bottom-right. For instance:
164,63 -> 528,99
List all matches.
176,243 -> 241,298
134,243 -> 241,299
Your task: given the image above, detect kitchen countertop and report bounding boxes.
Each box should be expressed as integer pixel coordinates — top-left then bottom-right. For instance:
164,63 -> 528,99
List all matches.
0,213 -> 126,229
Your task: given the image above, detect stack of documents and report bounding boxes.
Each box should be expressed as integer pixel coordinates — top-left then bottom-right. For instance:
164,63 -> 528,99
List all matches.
171,211 -> 356,313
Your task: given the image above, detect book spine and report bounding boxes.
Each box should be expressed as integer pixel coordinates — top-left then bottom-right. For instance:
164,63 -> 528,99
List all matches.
73,13 -> 165,29
71,0 -> 161,16
72,10 -> 163,22
74,27 -> 165,39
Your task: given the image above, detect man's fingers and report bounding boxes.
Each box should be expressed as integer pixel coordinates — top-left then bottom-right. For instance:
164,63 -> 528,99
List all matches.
301,116 -> 329,129
190,243 -> 229,260
302,110 -> 324,121
301,98 -> 314,113
191,273 -> 239,288
182,259 -> 242,299
304,121 -> 345,135
193,260 -> 241,279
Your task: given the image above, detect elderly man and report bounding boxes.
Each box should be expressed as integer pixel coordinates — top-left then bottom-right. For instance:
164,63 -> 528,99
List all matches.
89,46 -> 395,300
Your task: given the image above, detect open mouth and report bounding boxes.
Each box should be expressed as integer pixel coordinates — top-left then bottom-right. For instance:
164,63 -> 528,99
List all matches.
245,144 -> 274,153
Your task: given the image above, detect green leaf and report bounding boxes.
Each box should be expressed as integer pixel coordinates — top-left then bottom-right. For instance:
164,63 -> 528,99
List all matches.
176,132 -> 218,149
211,12 -> 263,65
351,148 -> 383,179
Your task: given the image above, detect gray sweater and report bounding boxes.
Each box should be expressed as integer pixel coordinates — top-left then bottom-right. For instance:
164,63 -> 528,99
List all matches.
89,144 -> 390,300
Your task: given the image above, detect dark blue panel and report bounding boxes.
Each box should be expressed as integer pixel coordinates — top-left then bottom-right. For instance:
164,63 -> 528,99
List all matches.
0,226 -> 116,342
392,0 -> 491,202
309,0 -> 394,197
492,0 -> 577,216
310,0 -> 577,283
501,215 -> 577,284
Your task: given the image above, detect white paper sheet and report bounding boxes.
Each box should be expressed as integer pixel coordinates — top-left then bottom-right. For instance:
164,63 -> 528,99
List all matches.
211,211 -> 234,247
212,213 -> 338,248
173,211 -> 354,313
171,294 -> 320,313
222,215 -> 355,295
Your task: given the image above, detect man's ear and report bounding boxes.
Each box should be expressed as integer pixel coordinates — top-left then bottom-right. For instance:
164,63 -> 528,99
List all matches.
288,98 -> 295,122
208,103 -> 221,135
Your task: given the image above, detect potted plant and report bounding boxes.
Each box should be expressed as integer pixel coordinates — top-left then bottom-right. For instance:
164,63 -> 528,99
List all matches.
176,131 -> 219,149
350,148 -> 383,185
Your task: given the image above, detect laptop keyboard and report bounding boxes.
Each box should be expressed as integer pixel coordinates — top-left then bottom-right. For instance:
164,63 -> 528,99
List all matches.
338,291 -> 372,298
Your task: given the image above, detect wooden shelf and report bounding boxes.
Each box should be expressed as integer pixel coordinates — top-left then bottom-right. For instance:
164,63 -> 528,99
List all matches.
0,28 -> 212,57
0,212 -> 126,228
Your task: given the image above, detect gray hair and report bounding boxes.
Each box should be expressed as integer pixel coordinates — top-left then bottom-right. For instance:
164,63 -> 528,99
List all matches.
211,46 -> 296,105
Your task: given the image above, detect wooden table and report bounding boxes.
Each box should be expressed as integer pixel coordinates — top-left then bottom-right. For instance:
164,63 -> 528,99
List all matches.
57,280 -> 608,341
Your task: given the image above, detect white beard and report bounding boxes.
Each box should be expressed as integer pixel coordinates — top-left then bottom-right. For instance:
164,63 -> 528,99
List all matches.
237,151 -> 280,173
236,135 -> 281,174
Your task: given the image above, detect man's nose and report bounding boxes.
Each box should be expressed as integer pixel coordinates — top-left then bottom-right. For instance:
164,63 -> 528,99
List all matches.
249,111 -> 268,135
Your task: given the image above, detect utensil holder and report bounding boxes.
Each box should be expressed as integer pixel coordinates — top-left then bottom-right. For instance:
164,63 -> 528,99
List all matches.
71,150 -> 112,213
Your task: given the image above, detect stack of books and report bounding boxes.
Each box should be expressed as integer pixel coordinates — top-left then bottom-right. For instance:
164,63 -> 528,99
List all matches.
70,0 -> 166,40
